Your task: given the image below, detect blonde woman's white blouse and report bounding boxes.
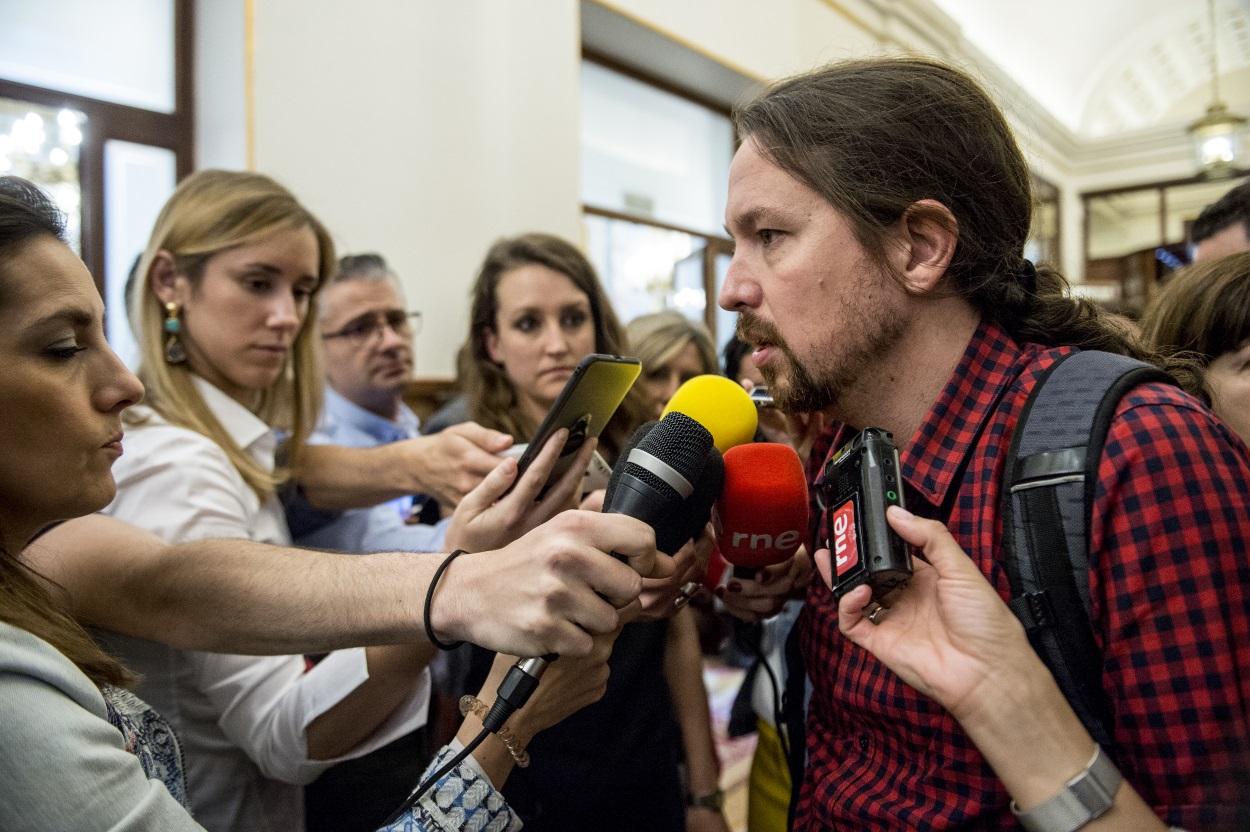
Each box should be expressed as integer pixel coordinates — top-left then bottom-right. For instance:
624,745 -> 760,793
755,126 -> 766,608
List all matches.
101,377 -> 429,832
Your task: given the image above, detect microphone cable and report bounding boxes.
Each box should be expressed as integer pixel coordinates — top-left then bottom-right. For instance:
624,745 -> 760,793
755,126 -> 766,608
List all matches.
734,623 -> 791,767
381,726 -> 490,826
380,659 -> 545,825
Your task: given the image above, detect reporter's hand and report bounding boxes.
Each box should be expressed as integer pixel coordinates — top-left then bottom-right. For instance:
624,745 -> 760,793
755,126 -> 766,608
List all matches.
686,807 -> 732,832
480,614 -> 633,747
399,422 -> 513,508
431,510 -> 654,658
637,524 -> 714,619
819,506 -> 1032,722
579,488 -> 606,512
716,546 -> 812,622
445,430 -> 596,553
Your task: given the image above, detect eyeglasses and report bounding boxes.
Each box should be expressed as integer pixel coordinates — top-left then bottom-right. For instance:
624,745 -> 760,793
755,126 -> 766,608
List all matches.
322,310 -> 423,346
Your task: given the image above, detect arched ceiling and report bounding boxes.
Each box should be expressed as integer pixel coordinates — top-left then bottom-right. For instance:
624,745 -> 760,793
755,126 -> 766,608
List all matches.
931,0 -> 1250,139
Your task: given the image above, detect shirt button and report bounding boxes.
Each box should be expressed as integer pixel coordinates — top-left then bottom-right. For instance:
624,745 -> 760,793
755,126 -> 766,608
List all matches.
858,735 -> 869,751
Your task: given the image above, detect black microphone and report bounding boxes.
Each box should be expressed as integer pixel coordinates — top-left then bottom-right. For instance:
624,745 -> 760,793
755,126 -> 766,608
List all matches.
655,443 -> 723,556
604,412 -> 715,544
491,413 -> 717,719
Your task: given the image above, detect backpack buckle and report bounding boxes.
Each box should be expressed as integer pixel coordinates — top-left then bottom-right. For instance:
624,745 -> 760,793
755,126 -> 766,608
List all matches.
1009,590 -> 1055,632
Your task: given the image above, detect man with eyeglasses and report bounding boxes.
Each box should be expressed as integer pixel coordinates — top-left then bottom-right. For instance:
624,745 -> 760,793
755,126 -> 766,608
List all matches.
295,253 -> 450,831
300,252 -> 447,555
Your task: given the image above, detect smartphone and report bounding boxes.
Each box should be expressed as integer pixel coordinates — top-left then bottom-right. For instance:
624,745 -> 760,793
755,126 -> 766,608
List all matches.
500,445 -> 612,499
507,354 -> 642,497
814,427 -> 911,602
748,386 -> 775,408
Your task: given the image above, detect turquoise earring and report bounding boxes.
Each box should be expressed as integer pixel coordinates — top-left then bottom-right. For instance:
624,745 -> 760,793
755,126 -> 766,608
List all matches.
163,302 -> 187,364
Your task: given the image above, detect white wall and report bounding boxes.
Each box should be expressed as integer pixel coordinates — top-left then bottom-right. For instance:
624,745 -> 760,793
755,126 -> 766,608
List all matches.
194,0 -> 247,170
246,0 -> 581,377
0,0 -> 176,112
198,0 -> 1206,374
591,0 -> 883,81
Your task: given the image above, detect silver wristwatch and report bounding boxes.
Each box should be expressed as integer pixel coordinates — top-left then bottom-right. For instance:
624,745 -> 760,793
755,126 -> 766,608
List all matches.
1010,745 -> 1122,832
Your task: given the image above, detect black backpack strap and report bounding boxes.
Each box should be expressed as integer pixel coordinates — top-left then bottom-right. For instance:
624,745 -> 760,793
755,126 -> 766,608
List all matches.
1001,350 -> 1173,756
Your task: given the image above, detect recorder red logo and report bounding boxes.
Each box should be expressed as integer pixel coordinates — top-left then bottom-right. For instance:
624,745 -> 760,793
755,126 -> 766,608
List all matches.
832,497 -> 859,576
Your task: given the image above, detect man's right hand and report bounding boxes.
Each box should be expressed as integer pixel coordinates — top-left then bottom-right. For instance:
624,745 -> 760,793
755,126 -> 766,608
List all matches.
429,510 -> 655,658
399,422 -> 513,508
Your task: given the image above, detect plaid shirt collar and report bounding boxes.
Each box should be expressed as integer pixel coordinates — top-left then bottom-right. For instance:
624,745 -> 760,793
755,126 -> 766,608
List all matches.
901,318 -> 1032,514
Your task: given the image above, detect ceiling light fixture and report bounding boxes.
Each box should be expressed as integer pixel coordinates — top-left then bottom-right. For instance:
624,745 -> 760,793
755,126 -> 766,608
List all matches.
1189,0 -> 1247,177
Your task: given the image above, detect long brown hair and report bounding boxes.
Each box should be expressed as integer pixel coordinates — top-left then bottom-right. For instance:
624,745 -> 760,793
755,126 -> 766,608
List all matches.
1140,252 -> 1250,403
734,57 -> 1201,396
0,175 -> 132,687
461,233 -> 646,459
130,170 -> 334,499
1141,253 -> 1250,362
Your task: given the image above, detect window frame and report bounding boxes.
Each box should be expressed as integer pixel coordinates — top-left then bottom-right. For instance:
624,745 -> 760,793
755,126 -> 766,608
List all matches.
0,0 -> 194,294
579,50 -> 735,339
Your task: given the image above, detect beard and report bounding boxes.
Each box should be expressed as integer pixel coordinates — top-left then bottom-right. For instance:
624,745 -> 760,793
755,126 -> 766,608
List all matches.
735,265 -> 906,415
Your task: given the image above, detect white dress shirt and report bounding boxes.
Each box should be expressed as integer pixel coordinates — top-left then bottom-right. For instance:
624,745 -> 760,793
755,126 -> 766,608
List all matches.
101,376 -> 429,832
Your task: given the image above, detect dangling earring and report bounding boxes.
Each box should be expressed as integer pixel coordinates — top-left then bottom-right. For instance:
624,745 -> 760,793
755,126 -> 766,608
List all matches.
163,302 -> 187,364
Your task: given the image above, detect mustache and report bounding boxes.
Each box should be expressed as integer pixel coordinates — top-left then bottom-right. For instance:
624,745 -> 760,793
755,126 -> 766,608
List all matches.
735,313 -> 785,350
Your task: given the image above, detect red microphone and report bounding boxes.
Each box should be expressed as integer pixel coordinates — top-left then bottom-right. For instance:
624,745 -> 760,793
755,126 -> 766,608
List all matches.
714,443 -> 810,578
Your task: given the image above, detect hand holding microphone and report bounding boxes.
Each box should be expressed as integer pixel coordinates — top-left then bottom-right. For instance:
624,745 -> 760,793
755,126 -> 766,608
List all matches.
499,408 -> 724,698
605,411 -> 724,618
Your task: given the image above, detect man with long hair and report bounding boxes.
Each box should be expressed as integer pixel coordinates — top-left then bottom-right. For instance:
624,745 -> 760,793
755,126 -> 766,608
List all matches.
718,58 -> 1250,830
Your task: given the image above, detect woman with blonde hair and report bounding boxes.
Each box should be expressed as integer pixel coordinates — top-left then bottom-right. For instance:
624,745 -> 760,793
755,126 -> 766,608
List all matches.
103,170 -> 433,831
456,233 -> 729,832
627,310 -> 719,419
1140,251 -> 1250,445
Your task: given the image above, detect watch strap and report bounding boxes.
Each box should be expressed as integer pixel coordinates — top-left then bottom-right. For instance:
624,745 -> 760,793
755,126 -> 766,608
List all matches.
1011,744 -> 1122,832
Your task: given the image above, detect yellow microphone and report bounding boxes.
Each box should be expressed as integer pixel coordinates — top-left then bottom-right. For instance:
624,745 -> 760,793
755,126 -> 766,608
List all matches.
661,374 -> 758,453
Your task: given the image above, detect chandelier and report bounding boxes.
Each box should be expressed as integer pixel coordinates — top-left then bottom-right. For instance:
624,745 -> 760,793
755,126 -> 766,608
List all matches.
1188,0 -> 1247,176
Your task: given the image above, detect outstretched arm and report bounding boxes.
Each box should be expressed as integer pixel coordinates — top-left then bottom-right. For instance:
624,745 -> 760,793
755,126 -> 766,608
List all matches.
25,509 -> 652,660
295,421 -> 513,510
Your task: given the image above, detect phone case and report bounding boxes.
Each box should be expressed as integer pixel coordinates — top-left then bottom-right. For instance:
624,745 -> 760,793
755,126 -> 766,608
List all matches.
511,354 -> 642,495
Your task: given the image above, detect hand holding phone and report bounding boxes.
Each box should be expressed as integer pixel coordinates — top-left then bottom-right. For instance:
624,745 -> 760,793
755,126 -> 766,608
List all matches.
447,428 -> 599,552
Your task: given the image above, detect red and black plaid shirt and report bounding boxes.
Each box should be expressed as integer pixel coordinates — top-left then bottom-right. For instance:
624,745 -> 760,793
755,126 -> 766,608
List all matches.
794,319 -> 1250,830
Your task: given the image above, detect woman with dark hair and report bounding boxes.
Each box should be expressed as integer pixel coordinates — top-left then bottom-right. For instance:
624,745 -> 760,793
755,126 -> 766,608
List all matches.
457,233 -> 728,832
0,176 -> 651,831
461,232 -> 648,458
1140,251 -> 1250,444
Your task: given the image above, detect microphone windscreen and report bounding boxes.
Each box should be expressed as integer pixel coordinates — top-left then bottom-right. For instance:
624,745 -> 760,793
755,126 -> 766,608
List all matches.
655,447 -> 723,555
603,420 -> 655,511
635,412 -> 713,486
715,443 -> 809,570
662,375 -> 758,454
